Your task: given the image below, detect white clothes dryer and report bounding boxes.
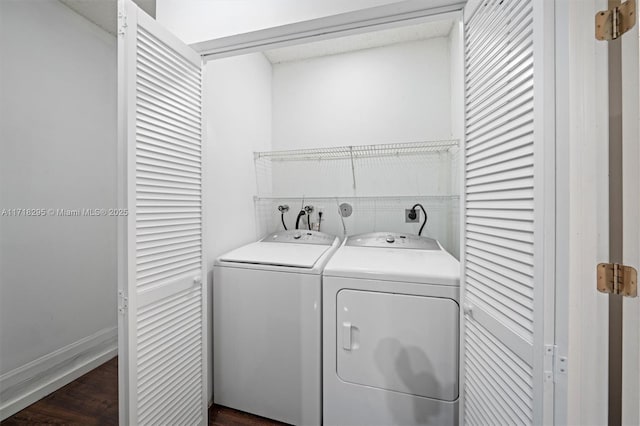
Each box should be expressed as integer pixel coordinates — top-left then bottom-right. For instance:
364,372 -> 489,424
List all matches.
322,232 -> 460,426
213,230 -> 339,426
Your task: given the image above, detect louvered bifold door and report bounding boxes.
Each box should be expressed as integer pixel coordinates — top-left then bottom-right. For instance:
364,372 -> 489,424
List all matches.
117,1 -> 207,425
462,0 -> 551,425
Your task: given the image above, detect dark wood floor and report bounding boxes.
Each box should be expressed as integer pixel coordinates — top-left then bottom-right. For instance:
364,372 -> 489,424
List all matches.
1,357 -> 286,426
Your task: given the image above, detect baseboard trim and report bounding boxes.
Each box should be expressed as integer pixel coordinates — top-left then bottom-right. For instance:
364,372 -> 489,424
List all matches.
0,326 -> 117,420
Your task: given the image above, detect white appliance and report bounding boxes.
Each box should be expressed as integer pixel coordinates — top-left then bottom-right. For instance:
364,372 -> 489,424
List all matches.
322,232 -> 460,426
213,230 -> 340,425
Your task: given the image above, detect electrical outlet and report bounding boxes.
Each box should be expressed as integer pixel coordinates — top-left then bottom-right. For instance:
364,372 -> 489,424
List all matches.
405,209 -> 419,223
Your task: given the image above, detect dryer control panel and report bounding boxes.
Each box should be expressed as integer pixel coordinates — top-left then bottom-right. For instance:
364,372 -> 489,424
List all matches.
262,230 -> 336,246
345,232 -> 440,250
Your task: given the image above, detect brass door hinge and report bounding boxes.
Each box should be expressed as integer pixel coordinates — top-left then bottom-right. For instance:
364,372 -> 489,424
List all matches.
596,0 -> 636,40
597,263 -> 638,297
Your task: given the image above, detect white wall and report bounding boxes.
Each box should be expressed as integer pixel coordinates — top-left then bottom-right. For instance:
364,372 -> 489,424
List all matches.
202,52 -> 272,400
156,0 -> 406,44
264,38 -> 459,255
0,0 -> 117,417
156,0 -> 459,256
202,36 -> 455,252
203,53 -> 273,263
272,38 -> 451,150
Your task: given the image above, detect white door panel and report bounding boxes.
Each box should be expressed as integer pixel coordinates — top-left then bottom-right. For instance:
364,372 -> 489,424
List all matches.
461,0 -> 554,424
118,1 -> 207,424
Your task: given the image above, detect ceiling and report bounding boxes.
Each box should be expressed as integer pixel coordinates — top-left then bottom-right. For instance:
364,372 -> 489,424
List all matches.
59,0 -> 156,36
58,2 -> 451,59
263,19 -> 454,64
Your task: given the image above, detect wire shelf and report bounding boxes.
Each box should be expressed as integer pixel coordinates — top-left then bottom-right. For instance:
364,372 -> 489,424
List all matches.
252,140 -> 461,257
254,140 -> 459,162
254,195 -> 460,202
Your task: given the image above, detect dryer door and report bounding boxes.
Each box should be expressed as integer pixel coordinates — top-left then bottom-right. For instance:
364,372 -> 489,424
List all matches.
336,290 -> 459,401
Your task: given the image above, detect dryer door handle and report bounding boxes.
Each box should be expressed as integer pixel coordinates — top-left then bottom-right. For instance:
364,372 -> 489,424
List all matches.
342,322 -> 352,350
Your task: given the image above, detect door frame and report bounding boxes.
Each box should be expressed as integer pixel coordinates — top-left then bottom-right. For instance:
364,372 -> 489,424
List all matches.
188,0 -> 559,423
535,1 -> 559,424
621,8 -> 639,425
191,0 -> 466,60
552,0 -> 640,425
116,1 -> 135,421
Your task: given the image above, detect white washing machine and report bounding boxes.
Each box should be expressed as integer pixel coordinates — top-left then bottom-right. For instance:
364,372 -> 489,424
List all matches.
213,230 -> 339,426
322,232 -> 460,426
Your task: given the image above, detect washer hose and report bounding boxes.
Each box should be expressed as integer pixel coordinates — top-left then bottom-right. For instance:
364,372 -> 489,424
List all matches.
281,213 -> 287,230
295,210 -> 305,230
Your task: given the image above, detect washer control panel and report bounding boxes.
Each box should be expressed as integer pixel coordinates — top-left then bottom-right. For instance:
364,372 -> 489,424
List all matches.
345,232 -> 440,250
262,230 -> 336,245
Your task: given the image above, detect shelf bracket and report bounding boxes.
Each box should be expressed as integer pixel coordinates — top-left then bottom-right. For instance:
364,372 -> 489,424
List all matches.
349,146 -> 357,192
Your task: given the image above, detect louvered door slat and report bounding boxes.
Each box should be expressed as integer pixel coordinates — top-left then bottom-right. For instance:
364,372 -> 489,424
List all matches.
137,97 -> 202,130
118,1 -> 206,425
462,0 -> 545,424
467,15 -> 532,83
466,268 -> 533,310
467,60 -> 533,115
138,87 -> 202,122
467,141 -> 533,170
137,111 -> 202,139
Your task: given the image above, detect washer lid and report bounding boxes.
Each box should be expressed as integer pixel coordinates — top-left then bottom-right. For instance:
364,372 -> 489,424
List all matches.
324,241 -> 460,286
218,232 -> 336,268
